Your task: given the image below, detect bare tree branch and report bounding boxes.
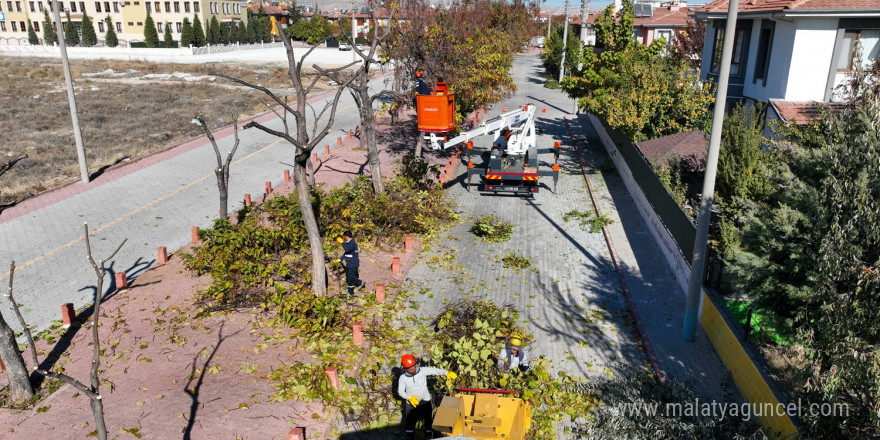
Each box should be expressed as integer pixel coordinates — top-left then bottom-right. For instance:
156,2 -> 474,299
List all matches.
0,154 -> 28,177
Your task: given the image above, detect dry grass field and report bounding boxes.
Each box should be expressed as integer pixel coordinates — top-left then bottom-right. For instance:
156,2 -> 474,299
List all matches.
0,57 -> 326,203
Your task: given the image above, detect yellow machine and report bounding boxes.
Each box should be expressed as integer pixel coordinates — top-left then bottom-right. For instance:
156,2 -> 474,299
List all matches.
433,388 -> 532,440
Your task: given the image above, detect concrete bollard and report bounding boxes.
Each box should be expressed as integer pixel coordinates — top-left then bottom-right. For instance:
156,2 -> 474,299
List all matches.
61,303 -> 76,327
347,130 -> 352,140
405,234 -> 413,252
352,322 -> 363,345
337,136 -> 343,146
0,356 -> 5,372
158,246 -> 169,264
287,427 -> 305,440
312,152 -> 319,164
265,181 -> 272,195
325,366 -> 339,388
191,227 -> 200,243
324,144 -> 330,155
284,169 -> 290,182
114,272 -> 128,290
244,194 -> 252,206
375,283 -> 385,303
391,257 -> 400,275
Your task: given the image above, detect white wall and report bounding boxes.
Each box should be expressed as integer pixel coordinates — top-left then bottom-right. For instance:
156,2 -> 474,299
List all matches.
741,19 -> 796,102
699,22 -> 716,81
783,18 -> 838,101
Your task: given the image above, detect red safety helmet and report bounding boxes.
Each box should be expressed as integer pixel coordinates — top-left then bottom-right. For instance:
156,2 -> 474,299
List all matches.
401,354 -> 417,368
415,71 -> 422,78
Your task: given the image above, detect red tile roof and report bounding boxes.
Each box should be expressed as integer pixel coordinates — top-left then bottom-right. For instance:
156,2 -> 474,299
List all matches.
249,4 -> 288,15
637,130 -> 708,169
634,6 -> 693,27
699,0 -> 880,13
769,100 -> 845,125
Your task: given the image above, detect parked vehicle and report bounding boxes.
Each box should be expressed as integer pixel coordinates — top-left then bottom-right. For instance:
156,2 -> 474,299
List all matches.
339,42 -> 351,51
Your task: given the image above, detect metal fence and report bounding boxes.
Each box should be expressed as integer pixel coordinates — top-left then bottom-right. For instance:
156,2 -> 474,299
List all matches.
600,119 -> 697,264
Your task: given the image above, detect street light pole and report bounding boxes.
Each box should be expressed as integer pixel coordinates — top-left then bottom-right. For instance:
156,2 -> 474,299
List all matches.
558,0 -> 570,83
51,0 -> 90,183
682,0 -> 741,341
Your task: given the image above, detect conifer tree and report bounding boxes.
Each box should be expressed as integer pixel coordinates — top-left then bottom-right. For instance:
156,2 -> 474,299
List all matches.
27,20 -> 39,45
164,22 -> 173,47
80,12 -> 97,46
180,17 -> 194,47
208,15 -> 220,44
219,21 -> 229,44
42,9 -> 58,45
246,15 -> 256,43
143,10 -> 159,47
104,15 -> 118,47
192,14 -> 206,47
64,11 -> 79,46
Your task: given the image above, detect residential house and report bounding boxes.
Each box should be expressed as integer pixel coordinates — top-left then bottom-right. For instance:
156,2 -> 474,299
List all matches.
696,0 -> 880,111
0,0 -> 246,45
633,4 -> 694,48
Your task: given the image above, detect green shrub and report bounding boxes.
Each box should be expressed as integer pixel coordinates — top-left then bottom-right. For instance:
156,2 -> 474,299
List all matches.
470,214 -> 513,242
563,209 -> 614,233
397,153 -> 441,190
502,252 -> 531,269
544,79 -> 561,89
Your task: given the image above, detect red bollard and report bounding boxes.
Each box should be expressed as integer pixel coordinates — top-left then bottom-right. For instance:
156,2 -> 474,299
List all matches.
324,144 -> 330,155
325,366 -> 339,388
352,322 -> 363,345
391,257 -> 400,275
375,283 -> 385,303
244,194 -> 252,206
283,169 -> 290,182
192,227 -> 200,243
337,136 -> 343,146
265,181 -> 272,195
61,303 -> 76,327
288,428 -> 305,440
347,130 -> 352,140
158,246 -> 168,264
405,234 -> 413,252
312,152 -> 319,164
114,271 -> 128,290
0,356 -> 5,372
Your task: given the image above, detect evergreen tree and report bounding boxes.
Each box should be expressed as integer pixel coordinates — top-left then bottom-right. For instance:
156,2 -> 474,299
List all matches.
230,21 -> 240,43
192,15 -> 206,47
143,10 -> 159,47
80,12 -> 97,47
27,20 -> 39,45
164,22 -> 173,47
208,15 -> 220,44
104,15 -> 118,47
64,11 -> 79,46
246,16 -> 256,43
260,16 -> 271,42
180,17 -> 194,47
42,9 -> 58,45
219,21 -> 229,44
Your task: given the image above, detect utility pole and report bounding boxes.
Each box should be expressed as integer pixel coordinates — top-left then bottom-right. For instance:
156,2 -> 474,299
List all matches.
546,10 -> 551,39
577,0 -> 589,72
682,0 -> 741,342
351,4 -> 356,64
51,0 -> 90,183
558,0 -> 570,83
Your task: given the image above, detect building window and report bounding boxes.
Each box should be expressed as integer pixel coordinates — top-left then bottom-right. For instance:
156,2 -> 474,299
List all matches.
115,21 -> 121,31
94,1 -> 100,11
710,27 -> 747,76
153,1 -> 157,11
836,30 -> 880,72
163,1 -> 168,11
6,1 -> 12,11
176,21 -> 180,32
15,0 -> 20,11
33,21 -> 39,31
221,2 -> 226,13
113,1 -> 118,12
144,1 -> 149,11
0,22 -> 5,32
11,21 -> 17,31
209,1 -> 214,13
70,1 -> 76,11
157,21 -> 162,32
136,21 -> 142,25
193,1 -> 198,12
79,1 -> 84,11
127,21 -> 133,25
98,20 -> 104,31
103,1 -> 108,11
29,1 -> 34,11
754,23 -> 774,83
38,2 -> 42,11
183,1 -> 188,11
172,1 -> 177,11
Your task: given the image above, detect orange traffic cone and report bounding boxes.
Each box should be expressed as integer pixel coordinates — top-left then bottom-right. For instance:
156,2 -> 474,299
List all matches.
503,105 -> 507,112
542,105 -> 547,113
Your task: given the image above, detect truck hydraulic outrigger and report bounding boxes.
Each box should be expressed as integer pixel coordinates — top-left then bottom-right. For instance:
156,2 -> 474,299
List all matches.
424,104 -> 561,194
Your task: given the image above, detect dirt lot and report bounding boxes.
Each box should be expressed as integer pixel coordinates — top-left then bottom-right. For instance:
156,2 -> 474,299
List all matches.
0,57 -> 329,203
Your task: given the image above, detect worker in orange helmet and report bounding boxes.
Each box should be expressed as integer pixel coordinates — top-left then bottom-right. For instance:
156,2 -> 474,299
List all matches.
398,354 -> 457,439
414,70 -> 430,96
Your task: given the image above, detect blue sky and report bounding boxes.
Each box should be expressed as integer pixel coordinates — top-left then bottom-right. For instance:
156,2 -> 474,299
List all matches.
540,0 -> 708,12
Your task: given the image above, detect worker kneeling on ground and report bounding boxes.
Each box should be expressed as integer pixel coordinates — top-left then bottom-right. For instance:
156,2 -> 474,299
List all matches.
498,335 -> 529,372
398,354 -> 457,439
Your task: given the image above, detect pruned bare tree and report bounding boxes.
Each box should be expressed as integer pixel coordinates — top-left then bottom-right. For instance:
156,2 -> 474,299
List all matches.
0,154 -> 34,216
318,0 -> 399,194
193,114 -> 241,221
213,30 -> 358,297
0,153 -> 36,402
9,223 -> 126,440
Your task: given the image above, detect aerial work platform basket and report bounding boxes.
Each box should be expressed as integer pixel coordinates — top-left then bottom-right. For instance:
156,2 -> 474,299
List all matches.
416,82 -> 456,133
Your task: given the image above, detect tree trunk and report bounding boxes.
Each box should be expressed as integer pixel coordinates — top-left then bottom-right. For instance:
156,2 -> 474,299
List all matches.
294,160 -> 327,296
361,87 -> 385,193
90,397 -> 108,439
0,312 -> 34,402
306,157 -> 316,187
216,169 -> 228,220
415,132 -> 424,158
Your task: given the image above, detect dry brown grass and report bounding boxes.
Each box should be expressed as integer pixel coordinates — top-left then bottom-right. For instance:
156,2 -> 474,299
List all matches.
0,57 -> 328,203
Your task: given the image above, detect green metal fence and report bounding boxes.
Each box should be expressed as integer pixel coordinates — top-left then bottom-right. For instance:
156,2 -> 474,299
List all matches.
600,119 -> 697,264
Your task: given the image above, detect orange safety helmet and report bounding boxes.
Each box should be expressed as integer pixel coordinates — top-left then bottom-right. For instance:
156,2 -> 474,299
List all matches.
415,71 -> 422,78
401,354 -> 417,368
